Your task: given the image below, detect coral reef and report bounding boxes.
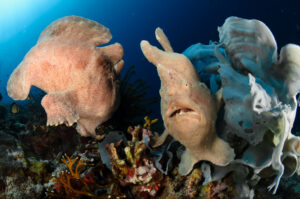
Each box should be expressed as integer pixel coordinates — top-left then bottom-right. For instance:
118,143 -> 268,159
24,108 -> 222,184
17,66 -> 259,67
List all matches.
1,176 -> 44,199
140,28 -> 234,175
0,109 -> 90,199
47,154 -> 126,199
7,16 -> 124,138
0,110 -> 127,199
104,119 -> 238,199
0,107 -> 298,198
106,125 -> 163,198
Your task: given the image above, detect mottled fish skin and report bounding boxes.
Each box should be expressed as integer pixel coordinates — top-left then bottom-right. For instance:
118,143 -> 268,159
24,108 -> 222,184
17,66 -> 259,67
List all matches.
141,28 -> 234,175
7,16 -> 124,138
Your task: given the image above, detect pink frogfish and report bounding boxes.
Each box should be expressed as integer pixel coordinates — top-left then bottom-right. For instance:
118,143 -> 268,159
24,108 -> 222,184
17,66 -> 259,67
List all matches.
7,16 -> 124,138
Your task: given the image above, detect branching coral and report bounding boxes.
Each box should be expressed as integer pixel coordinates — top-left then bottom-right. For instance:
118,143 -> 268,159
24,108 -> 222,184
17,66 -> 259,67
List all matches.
106,125 -> 163,198
143,116 -> 158,130
50,154 -> 98,198
48,154 -> 126,199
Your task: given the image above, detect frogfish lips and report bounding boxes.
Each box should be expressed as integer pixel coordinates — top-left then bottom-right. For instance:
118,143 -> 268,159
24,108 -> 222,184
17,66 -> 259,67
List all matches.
168,107 -> 195,118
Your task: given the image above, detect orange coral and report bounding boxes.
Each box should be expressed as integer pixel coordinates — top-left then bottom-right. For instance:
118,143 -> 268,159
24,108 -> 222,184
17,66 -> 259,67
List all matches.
61,154 -> 86,179
50,154 -> 126,199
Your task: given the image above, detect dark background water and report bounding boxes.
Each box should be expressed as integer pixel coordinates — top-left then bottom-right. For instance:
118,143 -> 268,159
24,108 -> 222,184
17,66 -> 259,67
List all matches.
0,0 -> 299,129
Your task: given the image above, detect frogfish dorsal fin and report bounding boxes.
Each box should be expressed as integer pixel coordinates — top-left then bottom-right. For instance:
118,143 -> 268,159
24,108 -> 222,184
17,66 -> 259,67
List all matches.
155,28 -> 173,52
37,16 -> 112,46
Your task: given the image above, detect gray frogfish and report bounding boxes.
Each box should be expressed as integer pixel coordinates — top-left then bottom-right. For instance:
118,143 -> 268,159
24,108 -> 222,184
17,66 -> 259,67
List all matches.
7,16 -> 124,138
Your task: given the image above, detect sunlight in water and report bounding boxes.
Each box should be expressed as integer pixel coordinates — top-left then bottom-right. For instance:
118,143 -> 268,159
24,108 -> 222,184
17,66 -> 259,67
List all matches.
0,0 -> 59,41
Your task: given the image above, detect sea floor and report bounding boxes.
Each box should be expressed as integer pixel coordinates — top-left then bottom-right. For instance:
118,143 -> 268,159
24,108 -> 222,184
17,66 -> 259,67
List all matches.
0,105 -> 299,199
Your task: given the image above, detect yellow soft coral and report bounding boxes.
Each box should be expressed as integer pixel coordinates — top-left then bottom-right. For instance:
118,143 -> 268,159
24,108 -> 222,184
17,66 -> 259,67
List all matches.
143,116 -> 158,130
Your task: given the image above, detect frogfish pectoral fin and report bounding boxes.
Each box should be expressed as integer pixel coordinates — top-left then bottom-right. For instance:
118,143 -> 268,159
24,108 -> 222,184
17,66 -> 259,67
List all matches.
178,149 -> 199,175
152,130 -> 169,148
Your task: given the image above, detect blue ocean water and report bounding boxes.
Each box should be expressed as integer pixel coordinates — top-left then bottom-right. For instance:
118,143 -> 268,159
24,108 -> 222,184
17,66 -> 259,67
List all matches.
0,0 -> 299,120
